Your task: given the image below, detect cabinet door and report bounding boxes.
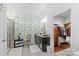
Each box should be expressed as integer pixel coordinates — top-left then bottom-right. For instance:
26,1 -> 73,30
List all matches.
54,28 -> 59,46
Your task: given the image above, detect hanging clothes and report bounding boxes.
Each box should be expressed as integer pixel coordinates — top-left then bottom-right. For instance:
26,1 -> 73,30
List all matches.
59,27 -> 64,36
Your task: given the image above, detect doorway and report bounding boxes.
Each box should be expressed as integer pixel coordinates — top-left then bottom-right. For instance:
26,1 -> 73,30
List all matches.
7,18 -> 15,53
53,9 -> 71,52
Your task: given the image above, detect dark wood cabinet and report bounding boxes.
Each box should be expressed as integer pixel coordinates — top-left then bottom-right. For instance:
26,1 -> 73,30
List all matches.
54,27 -> 59,47
35,34 -> 50,52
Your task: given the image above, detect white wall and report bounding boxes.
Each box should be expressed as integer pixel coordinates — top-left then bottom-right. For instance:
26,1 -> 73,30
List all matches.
71,4 -> 79,48
46,4 -> 72,53
0,3 -> 7,56
54,17 -> 66,27
48,4 -> 79,52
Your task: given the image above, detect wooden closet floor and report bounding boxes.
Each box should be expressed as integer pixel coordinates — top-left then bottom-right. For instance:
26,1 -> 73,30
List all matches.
54,43 -> 70,52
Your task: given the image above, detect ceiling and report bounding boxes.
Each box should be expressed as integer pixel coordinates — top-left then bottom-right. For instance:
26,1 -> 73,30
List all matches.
54,9 -> 71,19
7,3 -> 48,18
7,3 -> 72,25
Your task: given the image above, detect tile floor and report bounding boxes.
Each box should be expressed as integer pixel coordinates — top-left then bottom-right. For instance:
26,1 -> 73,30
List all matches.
8,44 -> 79,56
22,45 -> 53,56
55,47 -> 79,56
8,47 -> 22,56
8,44 -> 53,56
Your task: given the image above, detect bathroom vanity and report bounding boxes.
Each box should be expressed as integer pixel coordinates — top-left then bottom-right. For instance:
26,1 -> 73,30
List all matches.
35,34 -> 50,52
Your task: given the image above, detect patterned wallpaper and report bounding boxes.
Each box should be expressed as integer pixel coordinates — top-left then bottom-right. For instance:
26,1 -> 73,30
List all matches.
14,18 -> 41,44
7,10 -> 42,44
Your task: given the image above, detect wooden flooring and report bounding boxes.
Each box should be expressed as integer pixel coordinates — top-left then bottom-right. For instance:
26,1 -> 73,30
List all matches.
54,43 -> 70,52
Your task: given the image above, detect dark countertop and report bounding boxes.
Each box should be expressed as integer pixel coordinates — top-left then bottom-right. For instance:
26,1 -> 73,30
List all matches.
35,34 -> 50,38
